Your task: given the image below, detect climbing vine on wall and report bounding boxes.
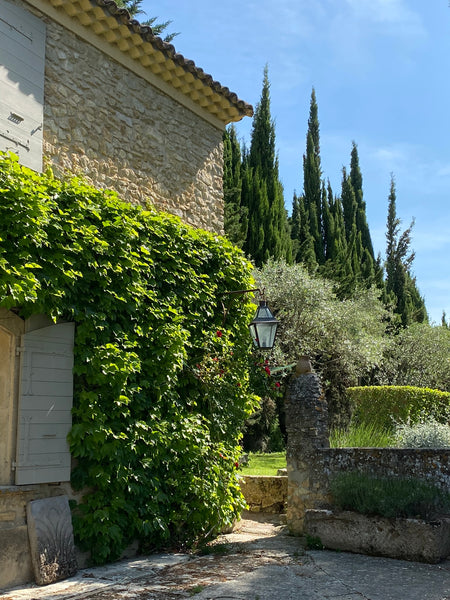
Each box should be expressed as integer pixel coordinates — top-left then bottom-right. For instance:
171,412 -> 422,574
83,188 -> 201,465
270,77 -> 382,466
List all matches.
0,152 -> 257,562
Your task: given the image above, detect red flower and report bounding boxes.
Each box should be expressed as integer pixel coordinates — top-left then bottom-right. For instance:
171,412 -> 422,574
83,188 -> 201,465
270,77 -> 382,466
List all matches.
237,382 -> 241,387
275,382 -> 281,388
234,462 -> 239,468
264,366 -> 271,375
216,330 -> 223,337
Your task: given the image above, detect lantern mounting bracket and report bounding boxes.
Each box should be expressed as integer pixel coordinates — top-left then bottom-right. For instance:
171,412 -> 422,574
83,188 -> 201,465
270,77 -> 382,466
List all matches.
220,288 -> 264,327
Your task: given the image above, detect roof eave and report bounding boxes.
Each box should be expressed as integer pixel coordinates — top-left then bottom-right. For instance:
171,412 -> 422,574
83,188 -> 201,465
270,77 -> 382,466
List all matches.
25,0 -> 253,127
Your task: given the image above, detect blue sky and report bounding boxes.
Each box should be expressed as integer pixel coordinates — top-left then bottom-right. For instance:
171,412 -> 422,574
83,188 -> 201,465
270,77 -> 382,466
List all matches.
142,1 -> 450,324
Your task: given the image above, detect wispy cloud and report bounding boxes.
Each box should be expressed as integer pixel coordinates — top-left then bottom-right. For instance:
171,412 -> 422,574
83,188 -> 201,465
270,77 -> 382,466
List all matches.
413,229 -> 450,253
437,164 -> 450,178
323,0 -> 426,71
344,0 -> 426,37
371,145 -> 410,169
368,142 -> 450,191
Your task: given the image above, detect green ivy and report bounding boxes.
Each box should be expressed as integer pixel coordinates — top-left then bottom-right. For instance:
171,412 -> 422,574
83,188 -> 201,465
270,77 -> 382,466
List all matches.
0,152 -> 258,562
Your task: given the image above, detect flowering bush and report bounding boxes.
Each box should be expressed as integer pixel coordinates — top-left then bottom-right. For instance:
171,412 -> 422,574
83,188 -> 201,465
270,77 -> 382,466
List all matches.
242,356 -> 285,452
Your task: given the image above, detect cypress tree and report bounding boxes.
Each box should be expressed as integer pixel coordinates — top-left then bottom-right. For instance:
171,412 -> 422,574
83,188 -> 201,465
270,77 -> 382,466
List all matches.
302,89 -> 323,262
290,193 -> 301,249
242,162 -> 269,265
385,175 -> 427,326
241,66 -> 292,266
307,88 -> 320,159
223,125 -> 248,248
350,142 -> 374,259
328,183 -> 347,264
292,88 -> 324,266
322,181 -> 335,262
341,167 -> 357,241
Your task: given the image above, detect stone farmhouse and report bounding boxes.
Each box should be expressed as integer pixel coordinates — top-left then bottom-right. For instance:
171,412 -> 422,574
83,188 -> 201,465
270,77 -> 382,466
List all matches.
0,0 -> 252,588
0,0 -> 253,233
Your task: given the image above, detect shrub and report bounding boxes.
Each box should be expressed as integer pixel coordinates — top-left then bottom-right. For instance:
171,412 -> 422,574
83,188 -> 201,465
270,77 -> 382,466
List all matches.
330,472 -> 450,520
394,419 -> 450,449
0,152 -> 258,562
378,322 -> 450,391
347,386 -> 450,432
329,421 -> 394,448
255,260 -> 390,428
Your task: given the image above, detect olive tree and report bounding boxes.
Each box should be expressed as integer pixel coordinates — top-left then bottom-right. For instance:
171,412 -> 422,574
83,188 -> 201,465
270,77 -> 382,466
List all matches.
378,323 -> 450,391
255,260 -> 391,426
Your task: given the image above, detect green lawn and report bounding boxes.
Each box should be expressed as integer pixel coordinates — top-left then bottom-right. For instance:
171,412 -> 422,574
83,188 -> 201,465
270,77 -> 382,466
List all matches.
240,452 -> 286,476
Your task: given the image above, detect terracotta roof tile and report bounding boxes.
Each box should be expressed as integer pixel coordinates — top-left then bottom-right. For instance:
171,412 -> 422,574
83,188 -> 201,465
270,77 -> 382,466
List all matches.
94,0 -> 253,121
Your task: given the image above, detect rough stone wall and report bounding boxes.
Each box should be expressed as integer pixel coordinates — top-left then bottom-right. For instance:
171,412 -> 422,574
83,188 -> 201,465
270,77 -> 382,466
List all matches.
240,475 -> 287,514
285,371 -> 330,534
321,448 -> 450,493
285,369 -> 450,535
17,0 -> 225,233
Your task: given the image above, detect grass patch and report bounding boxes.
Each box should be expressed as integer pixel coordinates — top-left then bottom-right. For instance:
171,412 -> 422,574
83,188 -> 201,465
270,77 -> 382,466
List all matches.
305,535 -> 324,550
240,452 -> 286,476
330,472 -> 450,520
329,421 -> 394,448
189,585 -> 205,595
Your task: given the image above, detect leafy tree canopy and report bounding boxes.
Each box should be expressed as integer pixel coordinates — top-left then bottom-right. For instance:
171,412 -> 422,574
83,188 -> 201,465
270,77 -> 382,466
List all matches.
254,259 -> 391,426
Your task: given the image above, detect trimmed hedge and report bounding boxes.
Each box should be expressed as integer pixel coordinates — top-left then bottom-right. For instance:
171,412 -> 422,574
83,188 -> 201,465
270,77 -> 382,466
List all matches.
347,385 -> 450,431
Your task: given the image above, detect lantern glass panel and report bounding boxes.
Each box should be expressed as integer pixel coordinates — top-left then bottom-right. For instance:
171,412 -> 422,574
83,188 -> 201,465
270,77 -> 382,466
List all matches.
249,301 -> 279,350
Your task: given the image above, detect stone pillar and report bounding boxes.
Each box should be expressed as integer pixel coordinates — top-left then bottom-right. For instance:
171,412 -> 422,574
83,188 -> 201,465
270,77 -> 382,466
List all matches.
285,357 -> 330,534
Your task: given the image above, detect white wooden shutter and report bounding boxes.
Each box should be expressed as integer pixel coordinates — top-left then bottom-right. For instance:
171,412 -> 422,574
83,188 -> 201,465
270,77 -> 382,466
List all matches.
0,1 -> 46,171
15,323 -> 75,485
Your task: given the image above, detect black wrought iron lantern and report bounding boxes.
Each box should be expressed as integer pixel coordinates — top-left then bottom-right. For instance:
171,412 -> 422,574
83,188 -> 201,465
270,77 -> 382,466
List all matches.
249,300 -> 279,350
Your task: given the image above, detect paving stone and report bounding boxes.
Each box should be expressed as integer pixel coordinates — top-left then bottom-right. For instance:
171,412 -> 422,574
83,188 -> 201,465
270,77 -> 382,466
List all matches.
5,515 -> 450,600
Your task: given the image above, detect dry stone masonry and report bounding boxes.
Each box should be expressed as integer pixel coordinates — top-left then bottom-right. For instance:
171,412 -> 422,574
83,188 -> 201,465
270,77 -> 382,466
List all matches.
42,17 -> 225,233
285,364 -> 330,534
285,360 -> 450,535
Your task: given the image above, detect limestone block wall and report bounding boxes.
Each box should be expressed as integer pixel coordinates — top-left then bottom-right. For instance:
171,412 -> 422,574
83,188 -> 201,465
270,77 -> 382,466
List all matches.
240,475 -> 287,514
322,448 -> 450,493
15,0 -> 226,234
285,369 -> 450,535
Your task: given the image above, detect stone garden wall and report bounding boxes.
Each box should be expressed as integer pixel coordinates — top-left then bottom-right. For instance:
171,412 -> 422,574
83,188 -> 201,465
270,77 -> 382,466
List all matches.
240,475 -> 287,514
285,365 -> 450,534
